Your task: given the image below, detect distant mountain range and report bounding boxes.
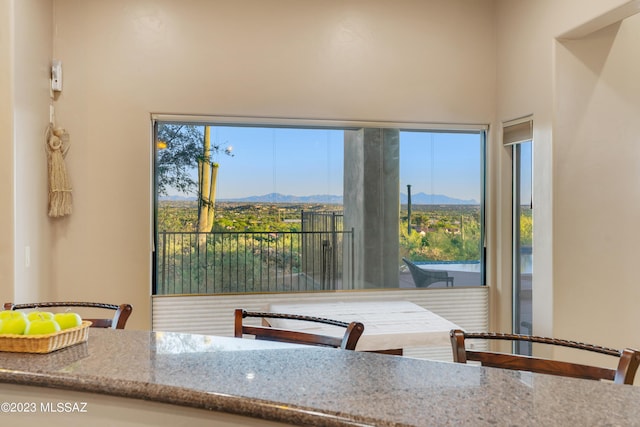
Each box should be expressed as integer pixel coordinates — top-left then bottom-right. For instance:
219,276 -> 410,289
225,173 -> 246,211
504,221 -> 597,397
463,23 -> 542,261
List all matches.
160,193 -> 341,203
223,193 -> 343,204
162,192 -> 477,205
400,192 -> 477,205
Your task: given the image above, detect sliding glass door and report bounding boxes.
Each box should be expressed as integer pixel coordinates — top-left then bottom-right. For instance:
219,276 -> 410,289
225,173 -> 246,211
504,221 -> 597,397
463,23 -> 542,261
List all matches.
513,140 -> 532,355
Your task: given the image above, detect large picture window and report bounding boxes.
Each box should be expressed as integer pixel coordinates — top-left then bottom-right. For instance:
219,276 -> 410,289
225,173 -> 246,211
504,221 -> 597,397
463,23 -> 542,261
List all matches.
153,119 -> 485,295
400,131 -> 485,288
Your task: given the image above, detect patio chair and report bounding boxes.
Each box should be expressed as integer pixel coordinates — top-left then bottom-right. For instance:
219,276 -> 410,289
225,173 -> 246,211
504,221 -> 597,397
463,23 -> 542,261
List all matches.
449,329 -> 640,385
234,309 -> 364,350
4,301 -> 133,329
402,258 -> 454,287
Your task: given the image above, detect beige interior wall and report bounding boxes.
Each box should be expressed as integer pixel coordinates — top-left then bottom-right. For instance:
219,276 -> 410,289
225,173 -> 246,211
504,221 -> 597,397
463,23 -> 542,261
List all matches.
495,0 -> 639,357
50,0 -> 497,329
0,0 -> 15,300
554,13 -> 640,355
0,0 -> 53,305
13,0 -> 54,304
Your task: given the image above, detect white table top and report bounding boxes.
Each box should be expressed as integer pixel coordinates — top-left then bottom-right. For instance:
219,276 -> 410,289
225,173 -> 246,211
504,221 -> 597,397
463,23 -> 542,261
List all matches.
268,300 -> 461,352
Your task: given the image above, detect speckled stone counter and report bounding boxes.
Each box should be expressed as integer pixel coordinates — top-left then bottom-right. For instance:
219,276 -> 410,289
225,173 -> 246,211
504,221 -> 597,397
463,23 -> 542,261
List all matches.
1,328 -> 639,426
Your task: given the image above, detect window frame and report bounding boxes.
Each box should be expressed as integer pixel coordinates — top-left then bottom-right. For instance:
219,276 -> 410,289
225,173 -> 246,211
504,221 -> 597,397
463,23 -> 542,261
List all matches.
151,115 -> 488,295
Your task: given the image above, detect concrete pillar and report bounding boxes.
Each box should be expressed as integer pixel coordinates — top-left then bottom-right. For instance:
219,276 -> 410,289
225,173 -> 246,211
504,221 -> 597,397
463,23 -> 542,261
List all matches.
344,128 -> 400,288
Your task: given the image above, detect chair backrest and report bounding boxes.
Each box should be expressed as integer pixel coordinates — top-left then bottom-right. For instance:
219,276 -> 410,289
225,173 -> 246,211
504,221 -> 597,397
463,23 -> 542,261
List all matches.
234,309 -> 364,350
450,329 -> 640,385
4,302 -> 133,329
402,258 -> 454,287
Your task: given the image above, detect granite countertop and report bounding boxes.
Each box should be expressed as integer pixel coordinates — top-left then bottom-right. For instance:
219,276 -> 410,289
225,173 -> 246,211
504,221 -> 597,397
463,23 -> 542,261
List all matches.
1,328 -> 640,426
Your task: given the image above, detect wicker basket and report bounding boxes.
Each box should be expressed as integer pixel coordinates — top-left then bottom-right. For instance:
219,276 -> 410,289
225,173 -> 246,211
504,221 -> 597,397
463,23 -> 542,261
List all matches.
0,321 -> 91,354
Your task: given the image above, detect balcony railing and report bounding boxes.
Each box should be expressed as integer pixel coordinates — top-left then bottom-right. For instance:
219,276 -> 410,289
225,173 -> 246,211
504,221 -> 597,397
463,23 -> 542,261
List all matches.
155,229 -> 354,295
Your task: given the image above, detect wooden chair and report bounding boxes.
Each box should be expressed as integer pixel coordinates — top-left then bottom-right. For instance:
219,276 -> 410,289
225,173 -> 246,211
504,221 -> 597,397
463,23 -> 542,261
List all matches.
402,258 -> 454,287
449,329 -> 640,385
234,309 -> 364,350
4,302 -> 133,329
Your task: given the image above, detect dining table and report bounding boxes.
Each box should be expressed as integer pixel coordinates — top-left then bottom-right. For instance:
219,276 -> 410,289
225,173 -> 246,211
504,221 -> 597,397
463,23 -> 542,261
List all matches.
1,328 -> 640,426
267,300 -> 461,355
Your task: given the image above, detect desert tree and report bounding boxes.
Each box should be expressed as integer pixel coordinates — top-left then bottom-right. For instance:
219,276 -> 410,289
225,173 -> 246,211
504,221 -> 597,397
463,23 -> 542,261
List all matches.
156,123 -> 233,233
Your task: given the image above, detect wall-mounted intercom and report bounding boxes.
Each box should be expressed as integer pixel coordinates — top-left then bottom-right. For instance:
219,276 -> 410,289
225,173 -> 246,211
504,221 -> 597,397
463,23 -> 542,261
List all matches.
51,59 -> 62,92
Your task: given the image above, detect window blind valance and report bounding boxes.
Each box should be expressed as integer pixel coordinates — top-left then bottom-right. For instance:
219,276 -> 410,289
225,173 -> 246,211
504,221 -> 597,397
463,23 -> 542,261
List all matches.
503,118 -> 533,146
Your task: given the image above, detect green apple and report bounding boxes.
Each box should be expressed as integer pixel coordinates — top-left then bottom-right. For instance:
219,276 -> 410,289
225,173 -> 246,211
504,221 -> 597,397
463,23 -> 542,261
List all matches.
0,311 -> 29,335
0,310 -> 20,321
27,311 -> 55,321
24,318 -> 61,335
54,312 -> 82,330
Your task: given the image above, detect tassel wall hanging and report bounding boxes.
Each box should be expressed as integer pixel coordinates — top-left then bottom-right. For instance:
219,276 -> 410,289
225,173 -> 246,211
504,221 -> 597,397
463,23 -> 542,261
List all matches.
46,124 -> 72,217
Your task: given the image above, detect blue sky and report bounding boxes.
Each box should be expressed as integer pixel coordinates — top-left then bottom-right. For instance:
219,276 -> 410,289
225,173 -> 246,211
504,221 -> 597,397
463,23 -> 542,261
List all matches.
167,125 -> 488,202
517,141 -> 533,207
399,131 -> 482,202
212,126 -> 344,199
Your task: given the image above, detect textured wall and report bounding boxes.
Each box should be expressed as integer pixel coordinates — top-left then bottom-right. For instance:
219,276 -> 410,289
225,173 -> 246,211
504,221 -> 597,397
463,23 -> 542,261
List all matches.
50,0 -> 496,328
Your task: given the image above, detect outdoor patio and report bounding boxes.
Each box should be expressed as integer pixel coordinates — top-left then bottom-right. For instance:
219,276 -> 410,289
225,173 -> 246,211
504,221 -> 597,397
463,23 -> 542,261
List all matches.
399,268 -> 482,288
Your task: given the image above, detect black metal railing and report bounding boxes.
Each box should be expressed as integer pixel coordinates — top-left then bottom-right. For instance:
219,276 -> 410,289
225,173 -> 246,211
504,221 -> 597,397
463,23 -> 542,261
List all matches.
155,229 -> 354,295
